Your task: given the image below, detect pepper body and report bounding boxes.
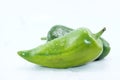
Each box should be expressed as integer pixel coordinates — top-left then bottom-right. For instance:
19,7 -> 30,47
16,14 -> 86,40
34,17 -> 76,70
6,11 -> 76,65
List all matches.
95,38 -> 110,60
43,25 -> 110,60
18,28 -> 103,68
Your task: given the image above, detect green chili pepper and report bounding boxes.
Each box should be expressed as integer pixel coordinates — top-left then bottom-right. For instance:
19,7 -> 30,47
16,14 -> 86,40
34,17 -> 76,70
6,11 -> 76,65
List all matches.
95,37 -> 110,60
41,25 -> 73,41
42,25 -> 110,60
18,27 -> 105,68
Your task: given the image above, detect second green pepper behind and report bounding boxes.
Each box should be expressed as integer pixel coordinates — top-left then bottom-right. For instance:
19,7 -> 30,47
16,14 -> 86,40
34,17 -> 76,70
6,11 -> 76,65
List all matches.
41,25 -> 73,41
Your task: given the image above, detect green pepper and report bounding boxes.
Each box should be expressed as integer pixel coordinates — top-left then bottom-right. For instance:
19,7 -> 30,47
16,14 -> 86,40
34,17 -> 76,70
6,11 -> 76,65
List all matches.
95,37 -> 110,60
42,25 -> 110,60
18,27 -> 105,68
41,25 -> 73,41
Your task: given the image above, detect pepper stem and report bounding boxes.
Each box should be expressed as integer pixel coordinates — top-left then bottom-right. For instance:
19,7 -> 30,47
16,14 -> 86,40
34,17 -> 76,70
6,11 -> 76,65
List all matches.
95,27 -> 106,39
41,37 -> 47,40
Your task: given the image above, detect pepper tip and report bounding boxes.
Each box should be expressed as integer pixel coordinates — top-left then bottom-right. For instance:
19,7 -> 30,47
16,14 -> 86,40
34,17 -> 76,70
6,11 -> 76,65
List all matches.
17,51 -> 27,57
103,27 -> 106,32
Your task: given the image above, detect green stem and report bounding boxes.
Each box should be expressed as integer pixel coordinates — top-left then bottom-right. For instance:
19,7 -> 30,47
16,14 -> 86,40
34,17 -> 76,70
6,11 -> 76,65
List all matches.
41,37 -> 47,40
95,27 -> 106,39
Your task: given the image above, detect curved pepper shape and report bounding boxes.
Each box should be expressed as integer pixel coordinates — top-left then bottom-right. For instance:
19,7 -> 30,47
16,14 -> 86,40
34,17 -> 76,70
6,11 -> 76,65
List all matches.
18,28 -> 104,68
41,25 -> 110,61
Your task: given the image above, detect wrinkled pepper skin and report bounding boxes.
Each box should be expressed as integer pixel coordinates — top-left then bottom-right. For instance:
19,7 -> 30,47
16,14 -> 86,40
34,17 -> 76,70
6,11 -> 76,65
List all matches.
18,28 -> 103,68
43,25 -> 110,61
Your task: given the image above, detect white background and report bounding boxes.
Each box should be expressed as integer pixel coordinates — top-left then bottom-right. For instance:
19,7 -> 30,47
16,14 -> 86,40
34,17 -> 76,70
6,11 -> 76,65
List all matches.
0,0 -> 120,80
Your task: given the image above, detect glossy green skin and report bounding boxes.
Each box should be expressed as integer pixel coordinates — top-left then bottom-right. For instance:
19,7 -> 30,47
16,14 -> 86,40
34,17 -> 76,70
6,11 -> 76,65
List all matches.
18,28 -> 103,68
46,26 -> 110,60
95,38 -> 110,60
47,25 -> 73,41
